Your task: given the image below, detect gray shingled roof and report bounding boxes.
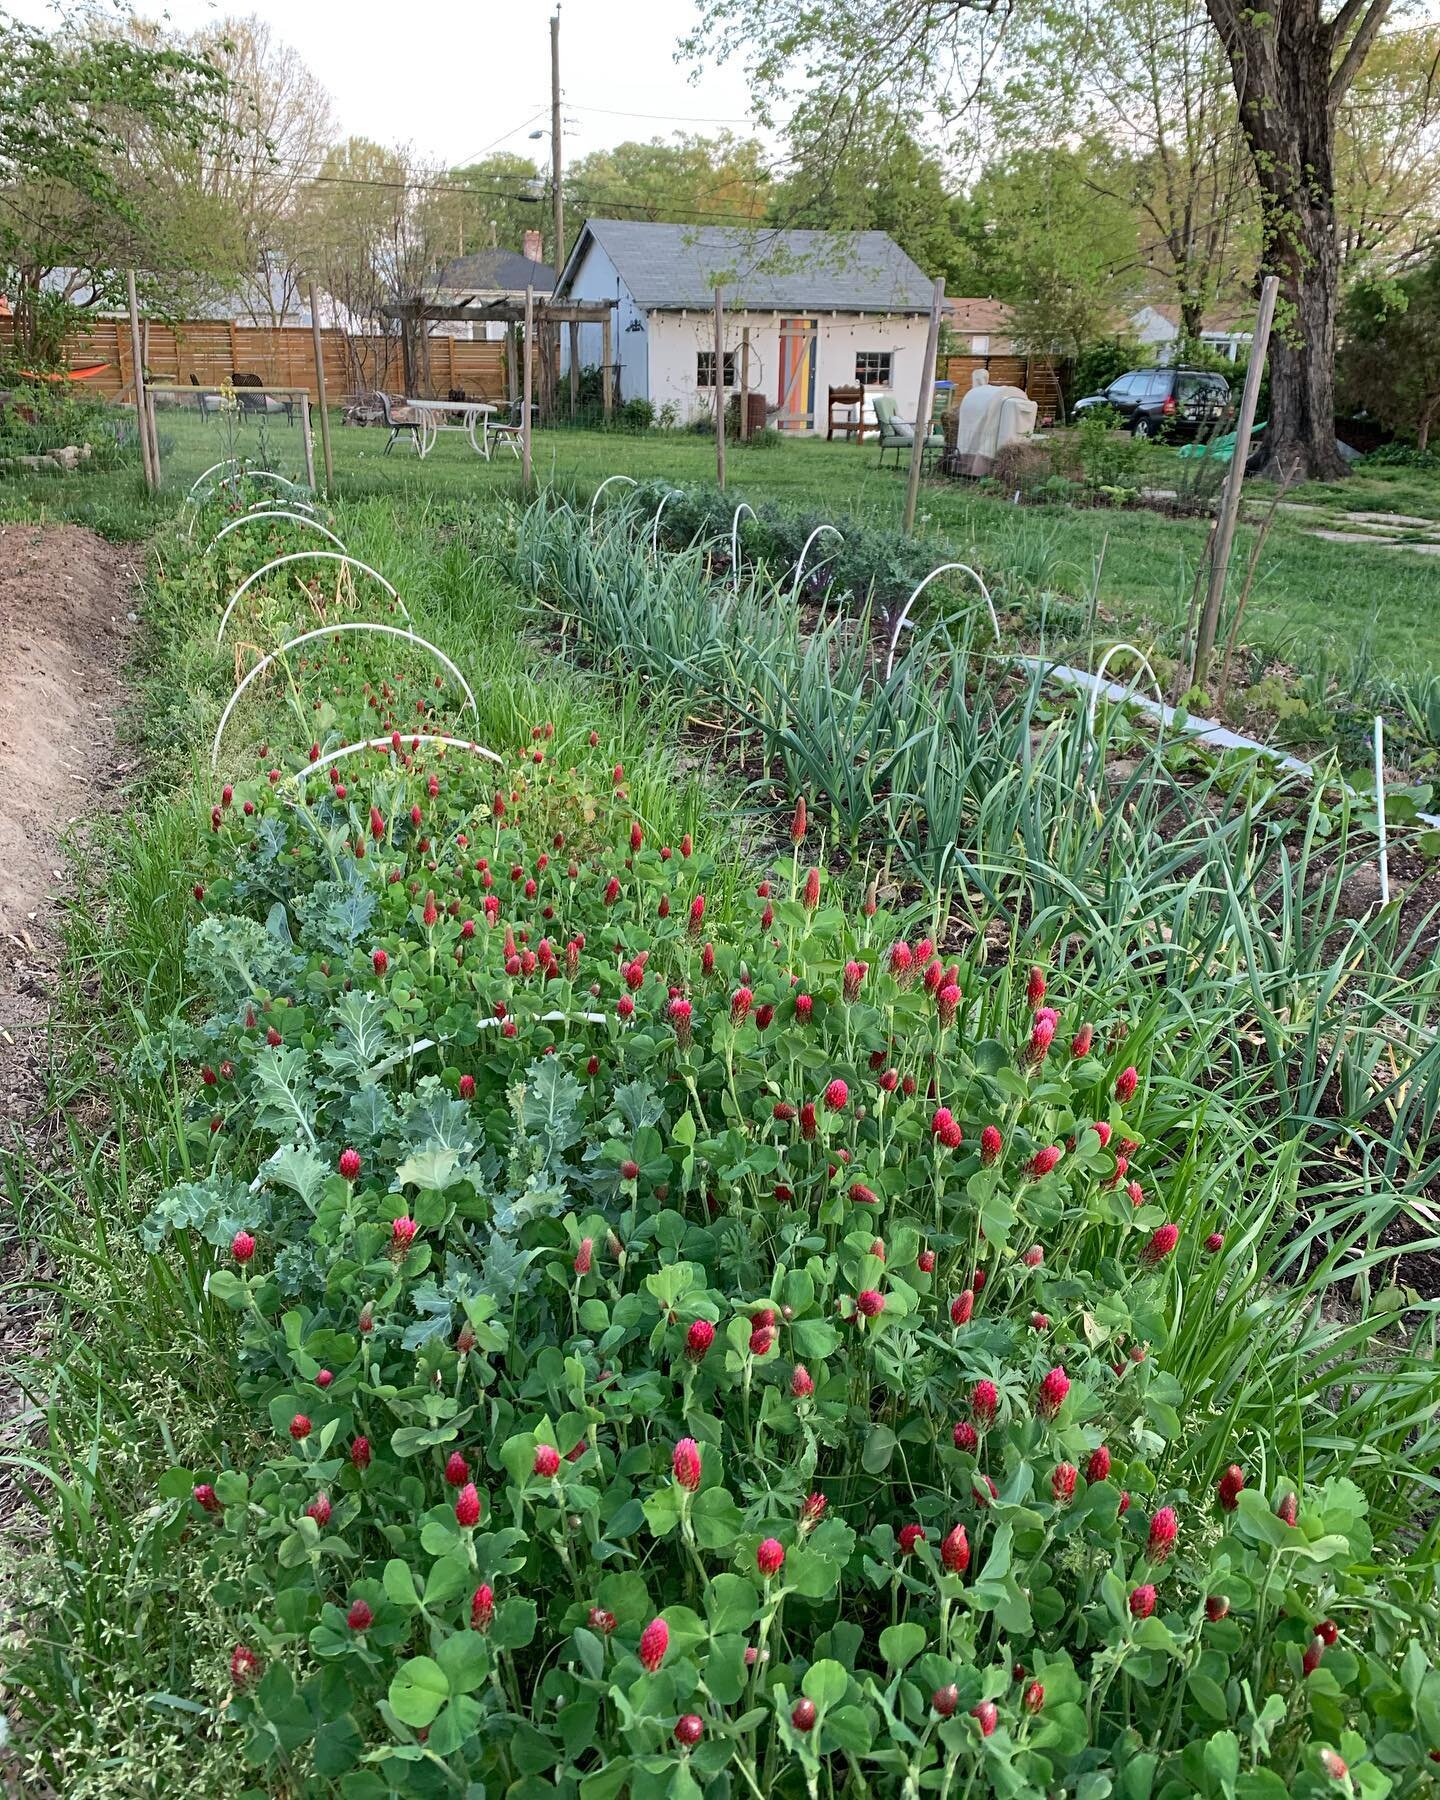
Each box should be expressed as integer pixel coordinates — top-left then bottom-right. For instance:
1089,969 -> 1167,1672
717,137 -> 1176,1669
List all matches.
560,220 -> 932,313
436,249 -> 555,294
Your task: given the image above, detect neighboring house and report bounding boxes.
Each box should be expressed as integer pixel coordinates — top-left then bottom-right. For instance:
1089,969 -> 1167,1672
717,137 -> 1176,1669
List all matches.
191,267 -> 313,329
434,232 -> 555,341
553,219 -> 934,430
1130,303 -> 1253,363
947,297 -> 1018,356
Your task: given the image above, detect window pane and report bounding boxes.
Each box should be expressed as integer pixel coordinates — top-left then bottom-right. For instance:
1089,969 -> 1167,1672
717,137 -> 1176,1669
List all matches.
697,351 -> 736,386
855,351 -> 893,385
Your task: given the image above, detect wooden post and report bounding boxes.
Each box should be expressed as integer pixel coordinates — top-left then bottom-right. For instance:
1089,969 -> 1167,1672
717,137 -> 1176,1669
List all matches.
568,319 -> 580,419
903,277 -> 945,534
299,394 -> 317,491
522,285 -> 534,492
1193,273 -> 1279,690
601,310 -> 613,419
714,287 -> 726,490
740,326 -> 751,442
146,388 -> 160,483
307,281 -> 334,490
505,325 -> 517,410
125,270 -> 156,490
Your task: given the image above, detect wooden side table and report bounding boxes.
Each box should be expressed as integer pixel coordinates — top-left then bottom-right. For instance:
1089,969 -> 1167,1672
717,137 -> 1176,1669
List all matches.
827,384 -> 868,442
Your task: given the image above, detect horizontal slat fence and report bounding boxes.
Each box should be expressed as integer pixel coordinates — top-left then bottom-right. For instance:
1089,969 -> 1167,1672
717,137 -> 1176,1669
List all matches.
0,318 -> 510,403
942,353 -> 1063,416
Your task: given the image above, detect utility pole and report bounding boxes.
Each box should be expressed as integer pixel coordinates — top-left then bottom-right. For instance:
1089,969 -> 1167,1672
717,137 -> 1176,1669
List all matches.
550,10 -> 564,272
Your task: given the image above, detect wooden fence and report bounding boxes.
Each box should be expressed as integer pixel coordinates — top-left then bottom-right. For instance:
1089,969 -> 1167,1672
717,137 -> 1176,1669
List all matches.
0,317 -> 511,404
942,354 -> 1064,418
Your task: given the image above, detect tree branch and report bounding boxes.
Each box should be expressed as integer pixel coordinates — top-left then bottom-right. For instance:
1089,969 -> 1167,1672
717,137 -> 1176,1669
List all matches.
1330,0 -> 1396,110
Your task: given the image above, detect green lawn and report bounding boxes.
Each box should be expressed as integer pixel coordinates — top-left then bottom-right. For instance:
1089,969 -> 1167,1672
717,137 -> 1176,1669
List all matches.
5,407 -> 1437,678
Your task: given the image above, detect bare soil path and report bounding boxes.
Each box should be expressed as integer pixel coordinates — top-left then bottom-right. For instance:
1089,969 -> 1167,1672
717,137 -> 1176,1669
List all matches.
0,523 -> 137,1127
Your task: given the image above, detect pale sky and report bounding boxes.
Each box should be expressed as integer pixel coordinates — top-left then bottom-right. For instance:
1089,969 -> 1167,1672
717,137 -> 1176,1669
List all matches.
12,0 -> 765,168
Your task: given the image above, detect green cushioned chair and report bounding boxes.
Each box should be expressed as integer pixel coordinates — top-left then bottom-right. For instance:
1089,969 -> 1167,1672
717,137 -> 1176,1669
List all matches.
872,393 -> 943,469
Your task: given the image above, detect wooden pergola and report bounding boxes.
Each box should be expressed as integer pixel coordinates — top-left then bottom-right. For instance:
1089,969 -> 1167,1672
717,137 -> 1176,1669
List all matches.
380,291 -> 617,428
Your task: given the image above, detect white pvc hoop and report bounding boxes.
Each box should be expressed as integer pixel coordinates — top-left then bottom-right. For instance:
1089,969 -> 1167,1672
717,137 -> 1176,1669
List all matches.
884,563 -> 1001,681
249,496 -> 319,517
651,492 -> 678,559
589,475 -> 638,533
284,733 -> 504,782
223,470 -> 309,497
217,552 -> 408,645
185,459 -> 241,503
211,623 -> 478,771
791,524 -> 844,601
730,502 -> 757,588
1084,642 -> 1168,737
205,513 -> 348,558
1374,715 -> 1390,905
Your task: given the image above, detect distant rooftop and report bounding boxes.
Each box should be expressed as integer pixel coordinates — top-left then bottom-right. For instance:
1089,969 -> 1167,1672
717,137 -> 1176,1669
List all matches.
558,220 -> 933,313
436,249 -> 556,295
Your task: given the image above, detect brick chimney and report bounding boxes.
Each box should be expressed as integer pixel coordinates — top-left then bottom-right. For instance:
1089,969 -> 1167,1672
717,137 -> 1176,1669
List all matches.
522,228 -> 544,265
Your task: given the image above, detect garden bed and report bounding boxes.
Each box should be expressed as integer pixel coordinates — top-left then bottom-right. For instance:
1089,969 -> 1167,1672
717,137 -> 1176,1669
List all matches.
2,482 -> 1438,1796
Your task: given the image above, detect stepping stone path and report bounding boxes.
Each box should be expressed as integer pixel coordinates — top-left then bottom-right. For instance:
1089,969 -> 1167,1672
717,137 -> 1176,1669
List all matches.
1301,508 -> 1440,554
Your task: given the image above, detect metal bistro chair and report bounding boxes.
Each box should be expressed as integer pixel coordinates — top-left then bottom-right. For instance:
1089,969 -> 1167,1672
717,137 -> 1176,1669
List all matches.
485,399 -> 527,460
377,391 -> 423,455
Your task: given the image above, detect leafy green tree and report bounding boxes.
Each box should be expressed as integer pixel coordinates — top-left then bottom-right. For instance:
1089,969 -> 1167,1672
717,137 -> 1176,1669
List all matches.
565,131 -> 771,233
446,153 -> 546,262
960,143 -> 1144,357
1339,261 -> 1440,448
770,101 -> 968,284
0,3 -> 230,351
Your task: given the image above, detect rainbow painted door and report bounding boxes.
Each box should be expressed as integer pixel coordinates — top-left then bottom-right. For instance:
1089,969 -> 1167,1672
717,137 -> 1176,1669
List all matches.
777,318 -> 817,432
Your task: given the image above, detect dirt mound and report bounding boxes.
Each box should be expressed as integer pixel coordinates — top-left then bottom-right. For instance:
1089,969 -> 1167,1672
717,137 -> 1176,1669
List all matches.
0,523 -> 137,1124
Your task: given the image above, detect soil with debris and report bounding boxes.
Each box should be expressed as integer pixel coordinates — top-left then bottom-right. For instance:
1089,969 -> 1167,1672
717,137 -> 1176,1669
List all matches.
0,523 -> 137,1129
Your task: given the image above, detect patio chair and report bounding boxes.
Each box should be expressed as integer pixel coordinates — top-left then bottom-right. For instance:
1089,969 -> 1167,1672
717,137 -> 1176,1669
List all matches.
189,372 -> 224,421
486,400 -> 525,460
231,370 -> 295,426
872,393 -> 942,469
377,391 -> 422,454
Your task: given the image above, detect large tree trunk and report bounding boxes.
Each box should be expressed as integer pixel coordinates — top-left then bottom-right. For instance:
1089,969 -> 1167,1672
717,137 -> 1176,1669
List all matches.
1206,0 -> 1352,481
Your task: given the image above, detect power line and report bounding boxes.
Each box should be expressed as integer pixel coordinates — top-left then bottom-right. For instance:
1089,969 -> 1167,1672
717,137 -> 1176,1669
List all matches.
454,108 -> 550,165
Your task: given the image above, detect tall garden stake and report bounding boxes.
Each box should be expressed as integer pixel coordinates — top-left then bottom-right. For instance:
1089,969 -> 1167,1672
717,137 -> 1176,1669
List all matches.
714,287 -> 726,491
904,278 -> 944,534
307,280 -> 334,490
126,270 -> 156,491
522,285 -> 534,493
1193,274 -> 1278,690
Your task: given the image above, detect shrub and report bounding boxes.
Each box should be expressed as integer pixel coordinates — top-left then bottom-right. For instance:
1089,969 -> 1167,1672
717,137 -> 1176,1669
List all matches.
1075,413 -> 1148,491
1064,337 -> 1149,411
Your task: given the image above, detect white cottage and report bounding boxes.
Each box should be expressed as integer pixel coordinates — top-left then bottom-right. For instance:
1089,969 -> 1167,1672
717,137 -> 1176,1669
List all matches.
554,219 -> 935,432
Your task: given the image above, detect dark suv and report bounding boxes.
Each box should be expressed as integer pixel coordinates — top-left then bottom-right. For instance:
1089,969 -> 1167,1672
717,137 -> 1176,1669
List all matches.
1073,367 -> 1232,439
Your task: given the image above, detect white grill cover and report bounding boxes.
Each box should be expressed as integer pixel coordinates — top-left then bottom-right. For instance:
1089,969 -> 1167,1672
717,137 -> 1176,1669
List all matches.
951,372 -> 1037,477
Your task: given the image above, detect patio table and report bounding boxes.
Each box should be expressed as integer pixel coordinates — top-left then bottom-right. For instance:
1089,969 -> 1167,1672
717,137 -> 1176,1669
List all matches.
404,397 -> 498,460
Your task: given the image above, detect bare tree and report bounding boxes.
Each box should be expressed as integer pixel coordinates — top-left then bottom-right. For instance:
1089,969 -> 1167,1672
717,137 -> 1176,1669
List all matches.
300,139 -> 457,393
